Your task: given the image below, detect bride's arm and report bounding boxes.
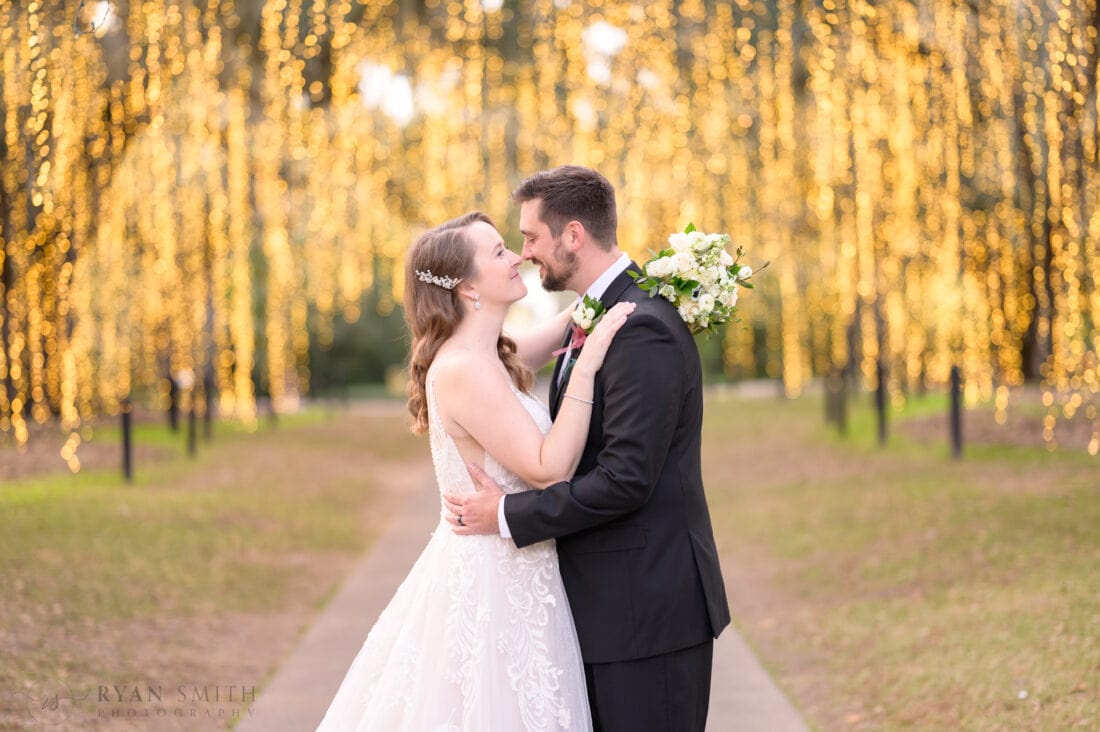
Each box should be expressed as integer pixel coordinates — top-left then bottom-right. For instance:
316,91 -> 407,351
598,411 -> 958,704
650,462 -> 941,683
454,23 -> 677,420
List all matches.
435,303 -> 634,488
508,305 -> 573,371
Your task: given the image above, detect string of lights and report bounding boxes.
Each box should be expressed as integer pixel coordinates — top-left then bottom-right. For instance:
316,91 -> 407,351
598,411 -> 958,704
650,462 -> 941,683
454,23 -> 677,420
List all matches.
0,0 -> 1096,467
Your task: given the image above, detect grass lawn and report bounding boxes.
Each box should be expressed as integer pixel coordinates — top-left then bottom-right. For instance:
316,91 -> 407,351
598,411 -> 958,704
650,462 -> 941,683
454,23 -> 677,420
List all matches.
0,403 -> 423,731
2,387 -> 1095,730
703,392 -> 1099,730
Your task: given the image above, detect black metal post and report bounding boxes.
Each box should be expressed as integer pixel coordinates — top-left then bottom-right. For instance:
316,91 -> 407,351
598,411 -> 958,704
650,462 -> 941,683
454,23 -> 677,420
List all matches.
187,405 -> 198,458
875,360 -> 888,446
121,398 -> 133,482
202,368 -> 214,441
950,365 -> 963,459
167,375 -> 179,432
837,371 -> 848,437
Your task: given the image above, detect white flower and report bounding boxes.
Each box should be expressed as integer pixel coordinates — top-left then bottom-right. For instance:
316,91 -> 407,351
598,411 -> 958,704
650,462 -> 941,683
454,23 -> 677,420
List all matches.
658,284 -> 676,301
719,285 -> 739,307
655,253 -> 676,275
678,301 -> 699,321
572,306 -> 594,330
719,250 -> 734,267
668,232 -> 692,253
646,257 -> 671,278
698,293 -> 716,313
695,234 -> 717,252
674,254 -> 695,276
698,267 -> 720,288
738,265 -> 753,279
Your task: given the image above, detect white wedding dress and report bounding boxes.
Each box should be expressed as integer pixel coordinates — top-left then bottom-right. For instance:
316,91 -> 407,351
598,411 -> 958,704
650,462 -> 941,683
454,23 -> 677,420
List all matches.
315,368 -> 591,731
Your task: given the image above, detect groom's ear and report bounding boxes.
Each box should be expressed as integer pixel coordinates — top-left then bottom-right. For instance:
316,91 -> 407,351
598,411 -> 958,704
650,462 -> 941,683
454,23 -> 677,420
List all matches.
563,220 -> 585,252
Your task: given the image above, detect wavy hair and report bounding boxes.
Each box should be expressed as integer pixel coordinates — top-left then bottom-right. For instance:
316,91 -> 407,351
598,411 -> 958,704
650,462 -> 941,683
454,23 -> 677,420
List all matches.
404,212 -> 534,434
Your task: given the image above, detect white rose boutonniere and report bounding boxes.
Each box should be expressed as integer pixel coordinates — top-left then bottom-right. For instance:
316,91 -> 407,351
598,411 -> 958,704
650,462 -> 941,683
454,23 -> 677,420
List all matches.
553,295 -> 606,356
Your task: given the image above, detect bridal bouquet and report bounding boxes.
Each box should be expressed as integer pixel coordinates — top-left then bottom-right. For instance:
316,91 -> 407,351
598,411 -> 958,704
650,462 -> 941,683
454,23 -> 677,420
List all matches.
630,223 -> 762,335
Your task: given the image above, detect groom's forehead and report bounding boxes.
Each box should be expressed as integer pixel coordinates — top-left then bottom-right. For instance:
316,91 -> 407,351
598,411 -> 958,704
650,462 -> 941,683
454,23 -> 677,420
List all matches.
519,203 -> 548,234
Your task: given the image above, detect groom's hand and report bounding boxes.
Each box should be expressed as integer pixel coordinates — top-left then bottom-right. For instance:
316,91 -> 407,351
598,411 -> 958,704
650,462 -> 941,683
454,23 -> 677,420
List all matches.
442,463 -> 504,535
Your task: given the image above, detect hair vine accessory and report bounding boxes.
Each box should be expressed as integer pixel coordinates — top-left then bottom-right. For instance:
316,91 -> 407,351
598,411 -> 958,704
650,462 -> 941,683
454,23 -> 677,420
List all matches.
415,269 -> 460,290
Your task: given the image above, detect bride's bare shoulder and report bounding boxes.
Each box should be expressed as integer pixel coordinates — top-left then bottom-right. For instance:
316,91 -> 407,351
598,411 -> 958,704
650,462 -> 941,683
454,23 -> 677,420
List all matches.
431,349 -> 509,397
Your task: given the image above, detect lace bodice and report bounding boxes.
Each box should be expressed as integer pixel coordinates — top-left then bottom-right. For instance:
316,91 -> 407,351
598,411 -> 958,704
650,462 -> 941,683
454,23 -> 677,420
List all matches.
426,366 -> 552,498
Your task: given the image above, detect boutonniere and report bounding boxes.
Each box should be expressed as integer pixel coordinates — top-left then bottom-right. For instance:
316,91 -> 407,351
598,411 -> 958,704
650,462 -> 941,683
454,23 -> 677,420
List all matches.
553,295 -> 605,356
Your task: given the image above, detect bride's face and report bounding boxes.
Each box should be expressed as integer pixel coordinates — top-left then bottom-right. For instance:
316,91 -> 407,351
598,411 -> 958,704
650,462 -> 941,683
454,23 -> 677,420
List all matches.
465,221 -> 526,308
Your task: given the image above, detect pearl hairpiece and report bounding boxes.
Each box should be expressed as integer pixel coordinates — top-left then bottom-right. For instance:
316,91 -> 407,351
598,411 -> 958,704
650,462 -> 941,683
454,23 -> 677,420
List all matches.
415,269 -> 460,290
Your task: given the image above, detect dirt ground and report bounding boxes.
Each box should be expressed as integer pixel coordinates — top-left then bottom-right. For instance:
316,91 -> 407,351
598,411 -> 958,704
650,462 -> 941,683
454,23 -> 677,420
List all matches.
0,412 -> 174,482
0,398 -> 231,481
898,403 -> 1097,452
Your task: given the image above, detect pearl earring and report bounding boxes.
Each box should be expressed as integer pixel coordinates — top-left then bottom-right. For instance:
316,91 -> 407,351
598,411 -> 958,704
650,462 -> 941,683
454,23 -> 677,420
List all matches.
474,294 -> 481,310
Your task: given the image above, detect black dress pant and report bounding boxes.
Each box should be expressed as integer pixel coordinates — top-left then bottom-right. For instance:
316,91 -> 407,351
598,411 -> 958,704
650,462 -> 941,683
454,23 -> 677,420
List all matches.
584,640 -> 713,732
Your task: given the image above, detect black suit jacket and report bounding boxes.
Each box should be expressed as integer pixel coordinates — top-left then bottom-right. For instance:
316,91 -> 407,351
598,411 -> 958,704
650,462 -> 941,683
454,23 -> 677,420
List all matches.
505,264 -> 731,664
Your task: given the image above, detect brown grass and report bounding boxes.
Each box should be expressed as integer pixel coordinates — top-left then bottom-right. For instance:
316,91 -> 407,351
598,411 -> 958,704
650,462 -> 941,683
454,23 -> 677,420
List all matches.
0,402 -> 427,731
703,393 -> 1099,731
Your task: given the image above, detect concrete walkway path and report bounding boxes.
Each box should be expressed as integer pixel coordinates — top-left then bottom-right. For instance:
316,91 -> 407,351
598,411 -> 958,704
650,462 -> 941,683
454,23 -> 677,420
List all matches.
238,477 -> 809,732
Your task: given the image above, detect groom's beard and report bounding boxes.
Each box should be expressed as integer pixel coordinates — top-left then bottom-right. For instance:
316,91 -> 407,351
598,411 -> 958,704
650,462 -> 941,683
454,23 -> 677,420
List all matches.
537,240 -> 578,292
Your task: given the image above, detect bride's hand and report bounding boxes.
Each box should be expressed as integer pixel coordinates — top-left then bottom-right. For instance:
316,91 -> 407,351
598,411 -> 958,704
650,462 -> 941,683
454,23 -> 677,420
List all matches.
575,302 -> 636,373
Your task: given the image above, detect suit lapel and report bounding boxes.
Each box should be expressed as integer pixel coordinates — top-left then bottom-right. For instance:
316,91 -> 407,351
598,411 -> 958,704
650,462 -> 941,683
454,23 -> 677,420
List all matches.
549,322 -> 574,418
550,263 -> 642,417
598,262 -> 643,310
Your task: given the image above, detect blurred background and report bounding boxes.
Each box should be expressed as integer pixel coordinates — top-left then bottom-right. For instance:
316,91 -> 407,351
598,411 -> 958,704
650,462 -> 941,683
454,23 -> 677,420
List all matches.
1,2 -> 1098,730
1,0 -> 1096,461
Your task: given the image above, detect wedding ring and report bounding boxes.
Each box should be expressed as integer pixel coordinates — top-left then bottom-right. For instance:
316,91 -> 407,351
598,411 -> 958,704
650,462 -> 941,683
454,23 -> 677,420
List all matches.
458,515 -> 464,526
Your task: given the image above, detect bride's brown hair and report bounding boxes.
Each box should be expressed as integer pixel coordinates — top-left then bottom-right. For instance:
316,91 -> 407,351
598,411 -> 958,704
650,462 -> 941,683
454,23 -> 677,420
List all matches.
405,211 -> 534,434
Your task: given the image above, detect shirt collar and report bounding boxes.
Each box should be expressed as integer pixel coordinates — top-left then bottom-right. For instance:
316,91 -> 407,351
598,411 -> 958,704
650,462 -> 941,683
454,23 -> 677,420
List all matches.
583,252 -> 632,303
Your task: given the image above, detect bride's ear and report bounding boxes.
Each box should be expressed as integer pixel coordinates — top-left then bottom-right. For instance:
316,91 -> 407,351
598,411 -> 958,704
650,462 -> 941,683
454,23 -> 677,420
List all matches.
456,281 -> 480,309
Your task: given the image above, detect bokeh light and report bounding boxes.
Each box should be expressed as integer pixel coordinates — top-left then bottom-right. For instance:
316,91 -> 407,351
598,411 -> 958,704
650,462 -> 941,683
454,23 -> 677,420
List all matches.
1,0 -> 1097,465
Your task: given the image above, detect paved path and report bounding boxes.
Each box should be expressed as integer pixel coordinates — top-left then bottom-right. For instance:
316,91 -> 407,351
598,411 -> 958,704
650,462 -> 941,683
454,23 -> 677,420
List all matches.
238,478 -> 809,732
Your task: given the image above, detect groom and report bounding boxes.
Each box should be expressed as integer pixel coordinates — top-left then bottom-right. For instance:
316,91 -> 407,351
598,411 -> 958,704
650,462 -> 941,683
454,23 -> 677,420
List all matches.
445,165 -> 730,730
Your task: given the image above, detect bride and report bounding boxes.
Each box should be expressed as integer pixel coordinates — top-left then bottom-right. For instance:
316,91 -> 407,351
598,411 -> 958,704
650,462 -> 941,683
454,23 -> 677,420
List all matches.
315,211 -> 634,731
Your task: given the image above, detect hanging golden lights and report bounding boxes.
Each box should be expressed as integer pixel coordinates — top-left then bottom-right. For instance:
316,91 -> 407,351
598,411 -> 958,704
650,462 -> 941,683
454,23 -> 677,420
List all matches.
0,0 -> 1097,467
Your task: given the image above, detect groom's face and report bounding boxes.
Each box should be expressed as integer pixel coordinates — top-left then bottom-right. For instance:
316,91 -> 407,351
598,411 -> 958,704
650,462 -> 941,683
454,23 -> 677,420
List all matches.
519,199 -> 578,293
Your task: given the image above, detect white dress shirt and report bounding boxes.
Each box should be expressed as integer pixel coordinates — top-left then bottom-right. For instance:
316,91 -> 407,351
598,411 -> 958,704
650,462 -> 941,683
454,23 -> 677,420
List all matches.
497,252 -> 632,539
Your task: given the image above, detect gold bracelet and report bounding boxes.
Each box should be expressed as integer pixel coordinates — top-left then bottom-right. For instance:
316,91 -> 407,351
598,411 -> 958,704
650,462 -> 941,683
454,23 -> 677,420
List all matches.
563,393 -> 594,406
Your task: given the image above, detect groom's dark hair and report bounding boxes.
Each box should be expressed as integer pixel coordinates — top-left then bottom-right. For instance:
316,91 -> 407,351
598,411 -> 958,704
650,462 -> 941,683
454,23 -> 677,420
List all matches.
512,165 -> 617,250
